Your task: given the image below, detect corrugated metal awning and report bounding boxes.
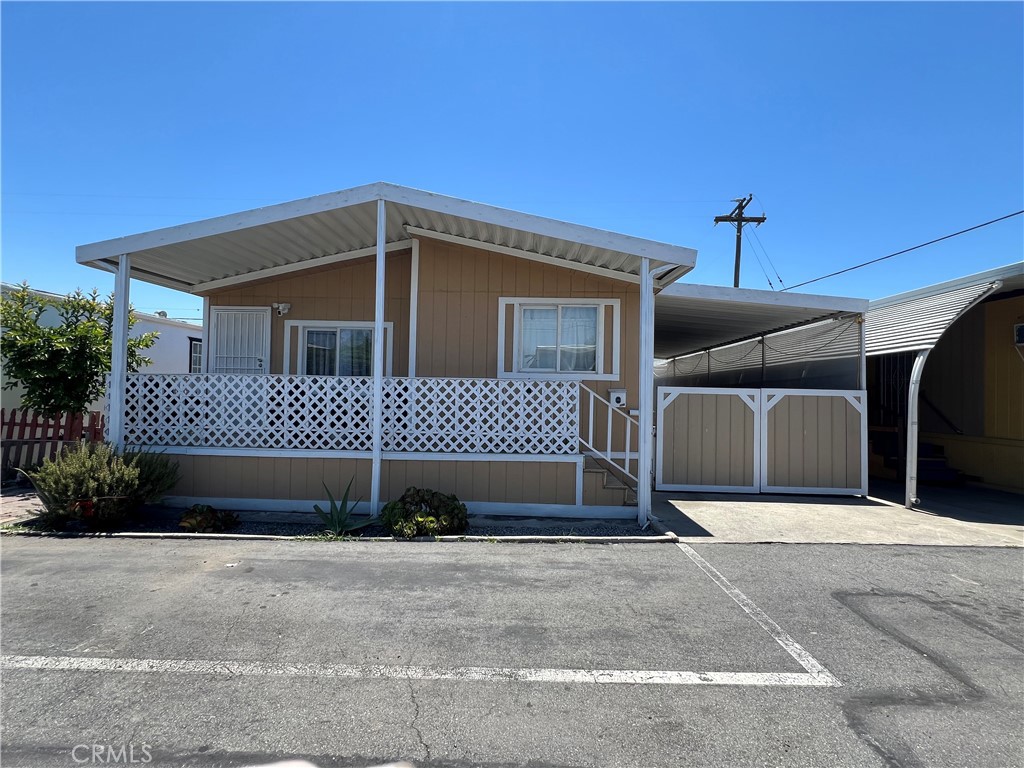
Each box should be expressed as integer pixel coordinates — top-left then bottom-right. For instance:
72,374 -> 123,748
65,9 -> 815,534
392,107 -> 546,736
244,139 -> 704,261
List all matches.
864,263 -> 1022,357
76,182 -> 697,293
655,282 -> 867,359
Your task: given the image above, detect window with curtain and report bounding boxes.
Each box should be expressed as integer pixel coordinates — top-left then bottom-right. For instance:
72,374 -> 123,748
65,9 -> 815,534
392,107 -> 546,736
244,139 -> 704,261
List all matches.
520,304 -> 599,373
303,328 -> 374,376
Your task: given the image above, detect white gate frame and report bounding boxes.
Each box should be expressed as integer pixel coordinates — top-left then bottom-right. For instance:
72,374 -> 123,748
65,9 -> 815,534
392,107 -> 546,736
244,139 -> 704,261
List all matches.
656,386 -> 868,496
655,387 -> 761,493
759,389 -> 868,496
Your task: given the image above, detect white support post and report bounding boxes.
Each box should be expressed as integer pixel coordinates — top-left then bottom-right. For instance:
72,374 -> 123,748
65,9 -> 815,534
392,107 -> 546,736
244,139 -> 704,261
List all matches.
408,238 -> 420,377
108,254 -> 131,448
637,258 -> 655,526
905,349 -> 930,509
370,199 -> 387,513
201,296 -> 211,373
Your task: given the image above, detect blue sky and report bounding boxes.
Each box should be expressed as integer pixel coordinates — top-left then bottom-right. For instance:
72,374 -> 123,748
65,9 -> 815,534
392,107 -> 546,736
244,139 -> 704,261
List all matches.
2,2 -> 1021,323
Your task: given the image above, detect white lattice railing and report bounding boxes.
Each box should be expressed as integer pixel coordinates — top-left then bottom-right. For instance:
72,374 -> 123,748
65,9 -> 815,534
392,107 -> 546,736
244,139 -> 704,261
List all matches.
121,374 -> 579,455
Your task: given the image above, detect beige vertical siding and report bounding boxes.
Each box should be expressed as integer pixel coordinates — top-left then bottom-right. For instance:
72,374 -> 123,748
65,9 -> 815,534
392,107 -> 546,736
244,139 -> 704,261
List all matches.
766,395 -> 862,489
382,460 -> 576,505
168,455 -> 577,506
205,252 -> 412,376
415,238 -> 640,403
660,393 -> 755,487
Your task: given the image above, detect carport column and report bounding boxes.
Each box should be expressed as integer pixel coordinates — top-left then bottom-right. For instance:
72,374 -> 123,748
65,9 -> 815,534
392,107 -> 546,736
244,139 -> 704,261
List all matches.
108,254 -> 131,448
637,258 -> 655,526
370,199 -> 387,514
904,348 -> 930,509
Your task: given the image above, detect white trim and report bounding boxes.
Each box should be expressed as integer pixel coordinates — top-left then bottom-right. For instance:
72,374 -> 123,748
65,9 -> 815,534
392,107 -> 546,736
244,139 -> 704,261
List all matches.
383,453 -> 581,463
497,297 -> 621,380
905,350 -> 929,508
283,320 -> 394,376
200,297 -> 211,373
108,255 -> 131,448
189,240 -> 414,294
208,306 -> 272,374
139,447 -> 583,463
160,496 -> 634,520
408,238 -> 420,377
405,226 -> 643,284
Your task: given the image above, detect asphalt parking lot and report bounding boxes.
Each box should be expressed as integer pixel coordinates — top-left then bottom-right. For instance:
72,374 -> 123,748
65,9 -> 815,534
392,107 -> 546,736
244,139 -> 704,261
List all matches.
2,537 -> 1022,768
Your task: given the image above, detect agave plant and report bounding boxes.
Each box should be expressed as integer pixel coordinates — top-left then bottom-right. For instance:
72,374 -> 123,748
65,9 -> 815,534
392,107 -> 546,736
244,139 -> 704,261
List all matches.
313,479 -> 377,536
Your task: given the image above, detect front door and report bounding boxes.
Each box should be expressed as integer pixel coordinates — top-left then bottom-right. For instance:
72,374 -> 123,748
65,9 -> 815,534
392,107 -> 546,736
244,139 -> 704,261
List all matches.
209,307 -> 271,374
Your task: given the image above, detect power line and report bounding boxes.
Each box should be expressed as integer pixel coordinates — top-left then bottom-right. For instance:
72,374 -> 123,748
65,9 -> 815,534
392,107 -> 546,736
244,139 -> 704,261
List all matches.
742,227 -> 775,289
783,210 -> 1024,292
749,194 -> 785,286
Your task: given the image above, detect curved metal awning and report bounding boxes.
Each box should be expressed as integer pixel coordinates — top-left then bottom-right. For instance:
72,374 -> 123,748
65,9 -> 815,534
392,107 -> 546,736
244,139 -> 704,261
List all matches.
865,263 -> 1023,357
76,182 -> 697,293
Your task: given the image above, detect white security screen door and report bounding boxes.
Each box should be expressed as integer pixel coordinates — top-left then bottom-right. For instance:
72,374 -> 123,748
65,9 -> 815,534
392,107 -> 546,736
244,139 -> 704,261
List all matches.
209,307 -> 272,374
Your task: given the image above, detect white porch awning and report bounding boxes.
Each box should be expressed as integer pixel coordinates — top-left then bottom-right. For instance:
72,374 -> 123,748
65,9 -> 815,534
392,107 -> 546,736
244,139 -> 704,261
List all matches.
76,182 -> 698,292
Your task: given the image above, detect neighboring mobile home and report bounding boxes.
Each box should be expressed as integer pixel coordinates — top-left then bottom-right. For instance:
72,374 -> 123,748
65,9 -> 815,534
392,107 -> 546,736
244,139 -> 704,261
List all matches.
0,282 -> 203,413
76,182 -> 868,523
865,263 -> 1024,507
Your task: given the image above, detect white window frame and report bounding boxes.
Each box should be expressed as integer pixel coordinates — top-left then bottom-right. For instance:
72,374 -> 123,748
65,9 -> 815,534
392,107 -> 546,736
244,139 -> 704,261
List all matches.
188,337 -> 203,374
283,320 -> 394,376
498,297 -> 620,381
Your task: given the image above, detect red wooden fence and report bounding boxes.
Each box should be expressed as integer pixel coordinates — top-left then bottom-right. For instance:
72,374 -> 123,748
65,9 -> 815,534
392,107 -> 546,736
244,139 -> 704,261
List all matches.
1,408 -> 106,473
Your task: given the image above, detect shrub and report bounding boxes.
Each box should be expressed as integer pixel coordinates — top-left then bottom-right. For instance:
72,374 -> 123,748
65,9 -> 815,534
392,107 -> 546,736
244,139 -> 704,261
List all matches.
381,487 -> 468,539
21,442 -> 180,529
179,504 -> 239,533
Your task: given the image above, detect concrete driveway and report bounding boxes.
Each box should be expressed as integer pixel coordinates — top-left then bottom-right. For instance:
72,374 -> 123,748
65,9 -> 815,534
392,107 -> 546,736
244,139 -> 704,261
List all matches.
2,536 -> 1022,767
654,487 -> 1023,547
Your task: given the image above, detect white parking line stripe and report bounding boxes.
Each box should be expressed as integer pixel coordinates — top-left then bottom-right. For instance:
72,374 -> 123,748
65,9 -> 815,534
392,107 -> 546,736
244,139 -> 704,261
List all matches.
675,542 -> 842,686
0,654 -> 835,687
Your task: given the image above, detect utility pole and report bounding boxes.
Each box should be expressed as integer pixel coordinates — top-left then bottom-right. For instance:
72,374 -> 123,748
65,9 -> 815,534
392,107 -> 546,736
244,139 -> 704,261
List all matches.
714,194 -> 766,288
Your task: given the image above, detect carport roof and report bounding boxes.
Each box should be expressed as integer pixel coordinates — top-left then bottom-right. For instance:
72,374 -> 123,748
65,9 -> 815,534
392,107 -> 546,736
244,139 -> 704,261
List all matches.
655,282 -> 868,359
865,262 -> 1023,357
75,182 -> 698,293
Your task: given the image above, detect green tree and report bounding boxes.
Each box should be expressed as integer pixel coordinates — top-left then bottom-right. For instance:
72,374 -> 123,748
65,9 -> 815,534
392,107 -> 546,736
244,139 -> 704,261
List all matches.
0,284 -> 158,416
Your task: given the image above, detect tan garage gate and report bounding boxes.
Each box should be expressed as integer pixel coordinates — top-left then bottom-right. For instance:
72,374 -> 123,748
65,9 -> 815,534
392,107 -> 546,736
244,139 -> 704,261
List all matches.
656,387 -> 867,495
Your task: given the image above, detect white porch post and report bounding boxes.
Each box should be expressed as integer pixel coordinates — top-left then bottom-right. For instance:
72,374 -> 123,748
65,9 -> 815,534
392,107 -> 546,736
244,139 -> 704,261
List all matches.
108,254 -> 131,448
905,348 -> 930,509
637,258 -> 655,525
408,238 -> 420,377
370,199 -> 387,513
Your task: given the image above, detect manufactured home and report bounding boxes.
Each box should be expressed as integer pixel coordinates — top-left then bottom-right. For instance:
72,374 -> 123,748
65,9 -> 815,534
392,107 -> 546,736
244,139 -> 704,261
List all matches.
77,183 -> 869,523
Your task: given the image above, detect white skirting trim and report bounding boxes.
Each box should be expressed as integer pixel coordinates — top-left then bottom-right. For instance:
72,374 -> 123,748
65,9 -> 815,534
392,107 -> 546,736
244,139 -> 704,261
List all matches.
140,447 -> 582,464
161,496 -> 634,520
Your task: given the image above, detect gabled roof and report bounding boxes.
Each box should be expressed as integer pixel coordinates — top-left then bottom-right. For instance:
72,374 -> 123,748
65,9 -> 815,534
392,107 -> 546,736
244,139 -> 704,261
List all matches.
865,262 -> 1023,357
76,182 -> 698,293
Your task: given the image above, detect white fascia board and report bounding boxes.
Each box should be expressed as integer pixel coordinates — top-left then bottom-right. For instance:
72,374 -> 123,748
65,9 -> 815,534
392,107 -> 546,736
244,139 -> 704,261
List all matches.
660,281 -> 868,314
75,183 -> 384,265
380,183 -> 698,269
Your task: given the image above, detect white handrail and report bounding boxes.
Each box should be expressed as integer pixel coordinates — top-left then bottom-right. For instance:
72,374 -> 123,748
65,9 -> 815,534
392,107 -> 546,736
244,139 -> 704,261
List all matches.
579,384 -> 639,484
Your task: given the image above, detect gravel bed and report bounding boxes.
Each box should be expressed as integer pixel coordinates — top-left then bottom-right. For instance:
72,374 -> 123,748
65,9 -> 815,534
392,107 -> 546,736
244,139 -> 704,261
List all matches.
8,513 -> 654,539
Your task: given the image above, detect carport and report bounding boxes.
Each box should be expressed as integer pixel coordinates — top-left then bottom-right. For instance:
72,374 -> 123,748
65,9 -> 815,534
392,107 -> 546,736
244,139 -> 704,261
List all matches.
654,282 -> 868,495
